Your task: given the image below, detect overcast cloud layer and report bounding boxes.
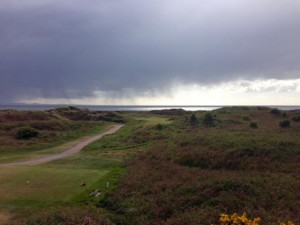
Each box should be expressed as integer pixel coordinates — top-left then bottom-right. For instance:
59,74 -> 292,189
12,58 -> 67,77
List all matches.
1,0 -> 300,103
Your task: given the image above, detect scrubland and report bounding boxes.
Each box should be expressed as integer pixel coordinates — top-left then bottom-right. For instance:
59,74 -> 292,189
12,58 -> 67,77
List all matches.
102,107 -> 300,225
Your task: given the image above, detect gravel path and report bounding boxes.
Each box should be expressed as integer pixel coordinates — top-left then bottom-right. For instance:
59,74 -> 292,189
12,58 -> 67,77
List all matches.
0,124 -> 124,166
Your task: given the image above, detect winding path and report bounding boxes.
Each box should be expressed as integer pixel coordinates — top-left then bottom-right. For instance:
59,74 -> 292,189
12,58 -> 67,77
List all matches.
0,124 -> 124,166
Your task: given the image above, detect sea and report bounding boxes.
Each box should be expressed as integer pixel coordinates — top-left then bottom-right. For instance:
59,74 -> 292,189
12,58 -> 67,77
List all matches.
0,104 -> 300,111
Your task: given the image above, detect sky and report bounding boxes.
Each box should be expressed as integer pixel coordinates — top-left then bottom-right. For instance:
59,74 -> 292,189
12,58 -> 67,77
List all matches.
1,0 -> 300,105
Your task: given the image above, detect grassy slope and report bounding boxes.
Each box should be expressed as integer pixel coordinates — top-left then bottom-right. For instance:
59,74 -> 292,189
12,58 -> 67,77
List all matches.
0,108 -> 121,163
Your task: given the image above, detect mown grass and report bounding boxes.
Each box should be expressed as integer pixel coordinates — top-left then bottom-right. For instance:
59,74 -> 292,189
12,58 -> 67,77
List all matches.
0,166 -> 107,206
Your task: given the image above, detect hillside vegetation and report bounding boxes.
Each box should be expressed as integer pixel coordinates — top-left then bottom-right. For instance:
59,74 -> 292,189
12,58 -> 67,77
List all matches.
0,107 -> 124,162
100,107 -> 300,225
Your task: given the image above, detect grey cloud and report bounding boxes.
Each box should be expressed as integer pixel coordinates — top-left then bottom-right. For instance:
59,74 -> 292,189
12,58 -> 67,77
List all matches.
1,0 -> 300,103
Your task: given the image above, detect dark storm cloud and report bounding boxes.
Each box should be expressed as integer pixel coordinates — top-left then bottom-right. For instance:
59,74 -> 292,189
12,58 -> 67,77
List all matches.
1,0 -> 300,102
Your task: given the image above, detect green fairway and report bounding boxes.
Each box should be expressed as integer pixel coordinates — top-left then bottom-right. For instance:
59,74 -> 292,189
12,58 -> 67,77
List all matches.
0,166 -> 108,206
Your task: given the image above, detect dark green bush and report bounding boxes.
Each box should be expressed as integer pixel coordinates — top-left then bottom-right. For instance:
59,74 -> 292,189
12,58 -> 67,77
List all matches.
270,108 -> 281,115
0,124 -> 14,131
241,115 -> 250,121
279,120 -> 290,128
203,113 -> 214,126
282,112 -> 287,117
292,114 -> 300,122
190,113 -> 198,125
177,153 -> 213,169
155,123 -> 163,130
249,121 -> 258,128
16,126 -> 39,139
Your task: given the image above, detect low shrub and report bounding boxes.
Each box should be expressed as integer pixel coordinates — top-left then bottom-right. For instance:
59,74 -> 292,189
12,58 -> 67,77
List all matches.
292,114 -> 300,122
249,121 -> 258,128
241,115 -> 251,121
190,113 -> 198,125
25,207 -> 109,225
203,113 -> 214,126
16,126 -> 39,139
270,108 -> 281,115
213,213 -> 295,225
177,152 -> 213,169
279,120 -> 290,128
282,112 -> 287,117
213,213 -> 261,225
156,123 -> 163,130
0,124 -> 14,131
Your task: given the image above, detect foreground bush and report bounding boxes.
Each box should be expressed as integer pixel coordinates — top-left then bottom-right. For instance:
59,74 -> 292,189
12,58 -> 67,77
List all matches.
16,126 -> 39,139
214,213 -> 260,225
213,213 -> 294,225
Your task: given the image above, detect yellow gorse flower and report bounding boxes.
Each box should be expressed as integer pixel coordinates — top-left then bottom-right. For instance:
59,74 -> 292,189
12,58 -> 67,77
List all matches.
216,213 -> 260,225
214,213 -> 295,225
279,222 -> 295,225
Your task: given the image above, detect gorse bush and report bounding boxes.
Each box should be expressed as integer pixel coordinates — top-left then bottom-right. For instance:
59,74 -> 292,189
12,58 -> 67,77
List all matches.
270,108 -> 281,115
249,121 -> 258,128
16,126 -> 39,139
214,213 -> 260,225
213,213 -> 295,225
279,120 -> 290,128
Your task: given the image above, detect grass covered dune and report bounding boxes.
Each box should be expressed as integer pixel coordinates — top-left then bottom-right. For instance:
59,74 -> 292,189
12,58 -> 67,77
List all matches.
0,106 -> 300,224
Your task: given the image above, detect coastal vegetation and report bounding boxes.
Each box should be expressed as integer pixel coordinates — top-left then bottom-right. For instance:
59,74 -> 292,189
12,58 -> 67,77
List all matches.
0,106 -> 299,224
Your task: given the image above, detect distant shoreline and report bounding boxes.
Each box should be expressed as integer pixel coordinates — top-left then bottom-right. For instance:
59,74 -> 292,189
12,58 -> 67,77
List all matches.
0,104 -> 300,111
